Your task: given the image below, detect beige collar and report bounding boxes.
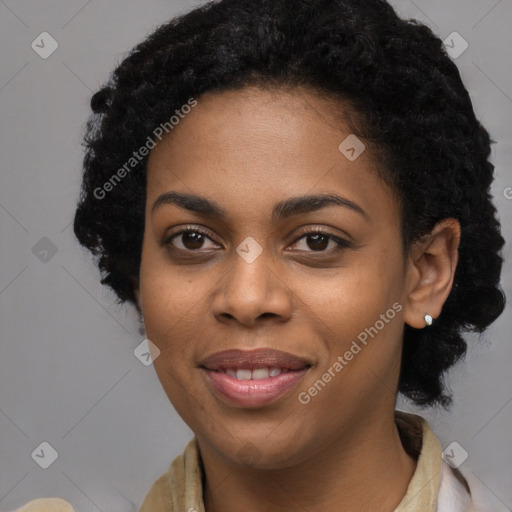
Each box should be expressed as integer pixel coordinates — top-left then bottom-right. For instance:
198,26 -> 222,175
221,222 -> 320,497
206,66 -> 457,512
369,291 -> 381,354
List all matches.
393,411 -> 442,511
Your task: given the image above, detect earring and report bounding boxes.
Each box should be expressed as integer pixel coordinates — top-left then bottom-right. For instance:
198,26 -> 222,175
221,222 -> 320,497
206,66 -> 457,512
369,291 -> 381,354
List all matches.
424,314 -> 433,326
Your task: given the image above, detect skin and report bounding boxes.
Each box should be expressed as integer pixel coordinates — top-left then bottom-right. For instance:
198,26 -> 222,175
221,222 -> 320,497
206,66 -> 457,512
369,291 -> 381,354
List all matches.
136,86 -> 460,512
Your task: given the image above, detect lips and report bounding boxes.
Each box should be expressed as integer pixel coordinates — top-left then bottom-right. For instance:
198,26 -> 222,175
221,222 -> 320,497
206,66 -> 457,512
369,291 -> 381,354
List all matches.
199,348 -> 312,408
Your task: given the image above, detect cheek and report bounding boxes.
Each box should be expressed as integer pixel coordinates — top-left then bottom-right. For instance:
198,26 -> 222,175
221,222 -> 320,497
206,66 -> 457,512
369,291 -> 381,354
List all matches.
142,275 -> 207,417
297,253 -> 405,400
139,248 -> 223,384
302,259 -> 400,338
140,241 -> 205,328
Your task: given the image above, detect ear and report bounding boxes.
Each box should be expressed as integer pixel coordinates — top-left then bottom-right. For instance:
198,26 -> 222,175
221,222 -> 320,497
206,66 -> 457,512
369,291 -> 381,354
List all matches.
403,218 -> 460,329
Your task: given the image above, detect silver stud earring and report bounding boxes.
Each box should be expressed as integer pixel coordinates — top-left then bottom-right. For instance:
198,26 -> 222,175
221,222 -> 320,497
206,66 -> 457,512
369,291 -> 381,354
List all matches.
424,314 -> 433,326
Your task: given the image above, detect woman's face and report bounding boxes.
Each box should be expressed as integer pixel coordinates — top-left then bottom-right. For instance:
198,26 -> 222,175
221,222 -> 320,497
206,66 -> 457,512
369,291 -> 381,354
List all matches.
139,86 -> 414,468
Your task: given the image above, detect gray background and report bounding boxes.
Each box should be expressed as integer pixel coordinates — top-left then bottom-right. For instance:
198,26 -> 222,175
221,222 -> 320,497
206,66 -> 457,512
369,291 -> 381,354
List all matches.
0,0 -> 511,511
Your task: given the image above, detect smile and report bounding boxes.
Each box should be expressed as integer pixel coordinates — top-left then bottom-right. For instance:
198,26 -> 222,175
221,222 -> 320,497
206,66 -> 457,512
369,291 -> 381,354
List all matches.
199,348 -> 313,407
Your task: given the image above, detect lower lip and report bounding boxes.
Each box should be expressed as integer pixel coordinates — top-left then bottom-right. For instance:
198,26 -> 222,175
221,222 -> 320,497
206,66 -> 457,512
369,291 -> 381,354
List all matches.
202,368 -> 309,408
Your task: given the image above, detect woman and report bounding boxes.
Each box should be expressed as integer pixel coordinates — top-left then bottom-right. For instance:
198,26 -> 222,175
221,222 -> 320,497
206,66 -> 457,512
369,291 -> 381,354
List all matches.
14,0 -> 506,510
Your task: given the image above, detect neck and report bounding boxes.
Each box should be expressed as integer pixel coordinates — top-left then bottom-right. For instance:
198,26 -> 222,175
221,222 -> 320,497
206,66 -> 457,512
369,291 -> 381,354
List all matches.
199,411 -> 417,512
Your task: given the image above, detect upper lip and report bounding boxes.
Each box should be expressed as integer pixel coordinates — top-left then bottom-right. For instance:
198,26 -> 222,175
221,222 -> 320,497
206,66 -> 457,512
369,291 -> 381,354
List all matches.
200,348 -> 313,371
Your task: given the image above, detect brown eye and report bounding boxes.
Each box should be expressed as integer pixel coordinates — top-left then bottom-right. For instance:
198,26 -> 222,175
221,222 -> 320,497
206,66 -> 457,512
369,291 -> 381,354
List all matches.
289,231 -> 350,254
165,229 -> 219,251
304,233 -> 329,251
180,231 -> 206,250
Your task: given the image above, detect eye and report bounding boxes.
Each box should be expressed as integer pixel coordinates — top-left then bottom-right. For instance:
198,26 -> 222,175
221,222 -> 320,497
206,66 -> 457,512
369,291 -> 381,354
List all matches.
288,229 -> 351,254
164,227 -> 220,251
163,226 -> 351,255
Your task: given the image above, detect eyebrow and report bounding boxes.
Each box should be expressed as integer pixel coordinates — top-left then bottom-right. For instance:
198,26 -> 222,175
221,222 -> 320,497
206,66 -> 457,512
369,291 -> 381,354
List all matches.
151,191 -> 368,221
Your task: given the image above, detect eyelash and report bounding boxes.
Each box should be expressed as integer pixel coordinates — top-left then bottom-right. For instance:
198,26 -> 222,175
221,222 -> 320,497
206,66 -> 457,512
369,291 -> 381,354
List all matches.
163,225 -> 351,255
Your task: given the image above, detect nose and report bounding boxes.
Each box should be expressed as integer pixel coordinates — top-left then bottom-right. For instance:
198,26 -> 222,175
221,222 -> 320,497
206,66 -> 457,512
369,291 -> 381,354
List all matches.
211,248 -> 293,327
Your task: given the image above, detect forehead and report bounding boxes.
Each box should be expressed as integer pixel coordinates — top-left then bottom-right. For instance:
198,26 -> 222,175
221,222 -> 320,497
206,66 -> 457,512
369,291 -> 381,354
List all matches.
145,86 -> 398,224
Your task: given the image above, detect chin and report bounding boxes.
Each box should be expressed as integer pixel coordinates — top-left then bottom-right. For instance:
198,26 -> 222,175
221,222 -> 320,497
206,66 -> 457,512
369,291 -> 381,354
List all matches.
200,427 -> 313,470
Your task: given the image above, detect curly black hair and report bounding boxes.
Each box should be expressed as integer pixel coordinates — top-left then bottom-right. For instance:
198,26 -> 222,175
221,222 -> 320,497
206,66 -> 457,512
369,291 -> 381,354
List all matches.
73,0 -> 506,407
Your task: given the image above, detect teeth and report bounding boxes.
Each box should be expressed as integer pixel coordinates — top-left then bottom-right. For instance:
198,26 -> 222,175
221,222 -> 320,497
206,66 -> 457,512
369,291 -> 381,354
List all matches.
236,369 -> 252,380
252,368 -> 269,380
223,367 -> 285,379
